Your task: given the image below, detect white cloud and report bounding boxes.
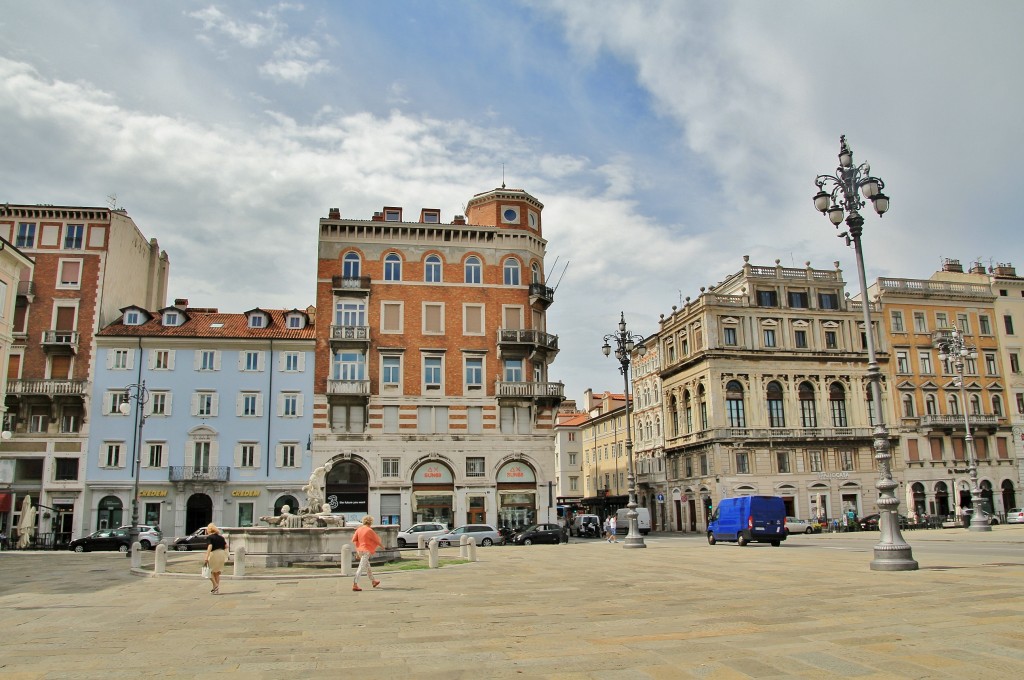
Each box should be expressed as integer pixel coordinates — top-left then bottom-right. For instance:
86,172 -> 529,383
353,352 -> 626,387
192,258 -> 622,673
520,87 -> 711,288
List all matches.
188,5 -> 276,48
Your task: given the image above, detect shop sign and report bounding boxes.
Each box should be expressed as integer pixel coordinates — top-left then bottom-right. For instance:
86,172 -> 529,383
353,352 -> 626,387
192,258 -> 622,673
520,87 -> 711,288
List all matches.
497,461 -> 536,483
139,489 -> 168,497
817,472 -> 849,480
413,464 -> 454,484
231,490 -> 261,497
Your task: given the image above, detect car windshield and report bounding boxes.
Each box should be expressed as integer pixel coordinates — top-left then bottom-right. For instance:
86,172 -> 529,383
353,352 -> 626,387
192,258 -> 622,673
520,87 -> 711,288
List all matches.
521,524 -> 541,532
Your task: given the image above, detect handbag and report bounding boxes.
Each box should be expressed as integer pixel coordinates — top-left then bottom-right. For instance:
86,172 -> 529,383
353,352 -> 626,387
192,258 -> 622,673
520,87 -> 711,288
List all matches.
201,564 -> 211,579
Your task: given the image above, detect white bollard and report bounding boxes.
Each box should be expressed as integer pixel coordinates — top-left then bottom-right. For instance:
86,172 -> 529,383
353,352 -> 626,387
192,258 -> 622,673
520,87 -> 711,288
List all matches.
417,534 -> 427,557
467,536 -> 477,562
130,542 -> 142,569
233,546 -> 246,577
341,544 -> 354,576
459,534 -> 469,558
154,544 -> 167,574
428,537 -> 439,568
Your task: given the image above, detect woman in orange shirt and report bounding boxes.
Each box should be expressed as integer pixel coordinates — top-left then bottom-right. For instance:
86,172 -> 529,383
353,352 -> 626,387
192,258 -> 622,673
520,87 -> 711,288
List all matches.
351,515 -> 382,591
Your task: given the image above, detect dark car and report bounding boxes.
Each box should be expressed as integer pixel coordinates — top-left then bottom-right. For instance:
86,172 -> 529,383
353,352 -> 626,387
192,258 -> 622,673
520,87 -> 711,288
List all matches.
858,514 -> 910,531
173,527 -> 209,551
69,529 -> 131,553
511,523 -> 567,545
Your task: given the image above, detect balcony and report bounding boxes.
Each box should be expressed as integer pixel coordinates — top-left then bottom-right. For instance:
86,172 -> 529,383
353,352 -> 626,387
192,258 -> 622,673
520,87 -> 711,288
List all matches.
17,280 -> 35,301
529,283 -> 555,309
919,414 -> 1001,428
667,426 -> 873,448
495,380 -> 565,403
497,328 -> 559,359
331,275 -> 371,294
327,379 -> 371,397
169,466 -> 230,483
6,379 -> 88,397
329,324 -> 370,348
42,330 -> 79,354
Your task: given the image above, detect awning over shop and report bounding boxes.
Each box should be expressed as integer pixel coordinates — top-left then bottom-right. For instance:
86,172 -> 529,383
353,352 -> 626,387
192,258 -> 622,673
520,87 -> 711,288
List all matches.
0,492 -> 11,512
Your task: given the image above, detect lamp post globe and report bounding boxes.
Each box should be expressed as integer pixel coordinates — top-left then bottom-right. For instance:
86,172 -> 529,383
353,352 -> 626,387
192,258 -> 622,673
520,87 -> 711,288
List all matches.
813,136 -> 918,571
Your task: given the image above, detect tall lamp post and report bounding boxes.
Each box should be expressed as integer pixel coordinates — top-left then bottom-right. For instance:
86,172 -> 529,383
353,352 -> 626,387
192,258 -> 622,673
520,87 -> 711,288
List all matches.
932,327 -> 991,531
118,381 -> 149,555
813,135 -> 918,571
602,312 -> 647,549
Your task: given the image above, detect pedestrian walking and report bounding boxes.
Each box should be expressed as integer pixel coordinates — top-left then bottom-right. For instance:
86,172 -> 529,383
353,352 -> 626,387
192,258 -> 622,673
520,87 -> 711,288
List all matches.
609,515 -> 618,543
603,516 -> 611,541
352,515 -> 382,592
203,523 -> 227,595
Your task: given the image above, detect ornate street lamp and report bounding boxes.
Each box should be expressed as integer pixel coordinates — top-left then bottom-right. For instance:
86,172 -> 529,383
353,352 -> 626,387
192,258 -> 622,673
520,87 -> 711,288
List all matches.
118,381 -> 150,556
602,312 -> 647,549
813,136 -> 917,571
933,327 -> 991,531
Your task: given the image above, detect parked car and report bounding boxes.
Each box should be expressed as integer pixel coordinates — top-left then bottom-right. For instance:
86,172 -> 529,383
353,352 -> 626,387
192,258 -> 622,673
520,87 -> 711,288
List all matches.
571,514 -> 601,537
116,525 -> 162,550
511,523 -> 566,545
436,524 -> 503,547
859,514 -> 910,531
173,527 -> 209,551
615,507 -> 652,535
784,517 -> 818,535
395,522 -> 449,548
1007,508 -> 1024,524
69,529 -> 131,553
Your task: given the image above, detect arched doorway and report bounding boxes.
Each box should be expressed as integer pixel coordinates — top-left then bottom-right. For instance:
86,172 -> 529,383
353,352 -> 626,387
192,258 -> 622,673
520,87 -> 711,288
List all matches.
700,487 -> 712,531
497,460 -> 537,531
186,494 -> 213,534
1001,480 -> 1017,515
980,480 -> 994,513
275,495 -> 298,515
911,482 -> 926,516
411,460 -> 454,525
97,495 -> 123,531
934,481 -> 950,517
808,483 -> 829,521
776,484 -> 796,516
326,460 -> 369,520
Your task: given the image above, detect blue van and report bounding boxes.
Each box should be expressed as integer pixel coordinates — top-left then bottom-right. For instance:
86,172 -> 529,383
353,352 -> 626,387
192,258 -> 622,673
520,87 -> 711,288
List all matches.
707,496 -> 787,546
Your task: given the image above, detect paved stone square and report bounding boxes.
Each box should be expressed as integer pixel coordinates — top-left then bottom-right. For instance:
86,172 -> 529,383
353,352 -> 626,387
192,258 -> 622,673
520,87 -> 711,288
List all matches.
1,528 -> 1022,679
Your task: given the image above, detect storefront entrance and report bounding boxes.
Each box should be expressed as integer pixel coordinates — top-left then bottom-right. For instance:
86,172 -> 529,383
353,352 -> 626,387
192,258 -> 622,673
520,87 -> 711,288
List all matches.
326,461 -> 369,518
497,461 -> 537,531
97,495 -> 123,530
185,493 -> 212,534
411,461 -> 454,525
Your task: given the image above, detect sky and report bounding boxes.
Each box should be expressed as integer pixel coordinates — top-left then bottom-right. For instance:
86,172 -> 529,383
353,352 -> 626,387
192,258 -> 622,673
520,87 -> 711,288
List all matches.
2,1 -> 1022,405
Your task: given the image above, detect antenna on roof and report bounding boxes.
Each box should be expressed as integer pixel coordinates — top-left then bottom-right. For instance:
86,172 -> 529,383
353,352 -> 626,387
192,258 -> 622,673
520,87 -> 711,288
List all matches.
551,260 -> 570,292
106,193 -> 117,210
501,163 -> 506,189
545,256 -> 560,281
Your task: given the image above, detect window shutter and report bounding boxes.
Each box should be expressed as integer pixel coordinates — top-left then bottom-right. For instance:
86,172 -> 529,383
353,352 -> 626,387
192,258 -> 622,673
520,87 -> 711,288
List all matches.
297,353 -> 306,371
164,393 -> 173,416
127,350 -> 136,370
256,352 -> 265,371
149,350 -> 158,370
234,443 -> 243,468
256,393 -> 264,417
238,353 -> 245,370
193,352 -> 202,370
296,393 -> 304,417
191,393 -> 199,415
236,394 -> 244,416
213,351 -> 221,370
277,353 -> 285,371
106,350 -> 115,369
276,393 -> 284,416
275,443 -> 283,468
210,393 -> 219,417
166,350 -> 174,370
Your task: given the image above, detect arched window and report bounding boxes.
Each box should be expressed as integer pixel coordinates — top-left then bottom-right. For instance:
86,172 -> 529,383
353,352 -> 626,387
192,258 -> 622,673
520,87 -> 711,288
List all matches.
865,385 -> 875,426
698,385 -> 708,430
465,256 -> 482,284
948,394 -> 960,415
766,381 -> 785,427
726,380 -> 745,427
503,258 -> 520,285
992,394 -> 1003,417
669,396 -> 679,436
829,382 -> 848,427
424,254 -> 442,283
531,262 -> 541,284
799,381 -> 817,427
384,253 -> 402,281
655,417 -> 661,437
925,394 -> 937,414
683,390 -> 693,433
342,251 -> 361,278
902,393 -> 915,417
970,394 -> 981,415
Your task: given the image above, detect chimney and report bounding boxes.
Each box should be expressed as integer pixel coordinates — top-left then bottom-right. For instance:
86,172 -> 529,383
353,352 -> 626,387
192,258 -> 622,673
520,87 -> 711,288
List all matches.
173,298 -> 189,309
371,212 -> 384,222
452,214 -> 466,225
969,261 -> 986,274
994,263 -> 1017,277
328,208 -> 340,219
941,258 -> 963,273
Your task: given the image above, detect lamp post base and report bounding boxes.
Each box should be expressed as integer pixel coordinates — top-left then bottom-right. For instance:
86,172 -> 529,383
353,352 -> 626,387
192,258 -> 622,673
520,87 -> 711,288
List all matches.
968,520 -> 993,532
622,535 -> 646,549
870,545 -> 918,571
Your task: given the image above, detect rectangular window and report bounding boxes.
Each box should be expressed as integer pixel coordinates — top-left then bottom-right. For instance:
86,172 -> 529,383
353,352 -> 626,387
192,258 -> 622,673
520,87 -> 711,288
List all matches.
58,260 -> 82,287
986,353 -> 998,375
465,356 -> 483,389
936,312 -> 949,329
896,351 -> 910,373
382,457 -> 400,478
1011,353 -> 1020,373
920,351 -> 933,374
699,454 -> 708,476
424,356 -> 442,390
568,453 -> 577,465
281,444 -> 298,467
504,358 -> 523,382
757,290 -> 778,307
196,392 -> 214,417
735,451 -> 750,474
241,393 -> 259,416
824,331 -> 837,349
15,222 -> 36,248
383,405 -> 399,433
957,313 -> 970,334
1005,315 -> 1015,335
466,457 -> 486,477
840,450 -> 855,471
464,304 -> 484,335
423,303 -> 444,334
112,349 -> 129,369
808,450 -> 823,472
979,315 -> 992,335
284,352 -> 300,372
788,291 -> 809,308
240,444 -> 257,468
147,443 -> 164,468
382,355 -> 401,385
467,406 -> 482,434
199,350 -> 217,371
417,405 -> 448,434
762,328 -> 776,348
150,392 -> 168,416
913,312 -> 928,333
243,351 -> 260,371
776,451 -> 791,473
282,393 -> 299,416
890,310 -> 905,332
818,293 -> 839,310
105,443 -> 122,467
381,302 -> 403,333
154,350 -> 170,370
331,404 -> 365,433
794,330 -> 808,348
54,457 -> 79,481
64,224 -> 84,249
107,391 -> 128,415
723,327 -> 737,345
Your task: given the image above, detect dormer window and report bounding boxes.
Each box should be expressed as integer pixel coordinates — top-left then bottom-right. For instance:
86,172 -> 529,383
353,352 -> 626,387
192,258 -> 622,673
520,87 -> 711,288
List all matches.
249,314 -> 266,329
286,315 -> 304,329
422,210 -> 440,223
125,310 -> 141,326
163,312 -> 180,326
384,208 -> 401,222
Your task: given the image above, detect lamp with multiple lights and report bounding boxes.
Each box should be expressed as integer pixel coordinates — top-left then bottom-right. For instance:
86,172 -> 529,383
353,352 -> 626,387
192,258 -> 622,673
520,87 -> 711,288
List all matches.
933,327 -> 991,531
813,136 -> 917,571
118,381 -> 150,556
601,312 -> 647,549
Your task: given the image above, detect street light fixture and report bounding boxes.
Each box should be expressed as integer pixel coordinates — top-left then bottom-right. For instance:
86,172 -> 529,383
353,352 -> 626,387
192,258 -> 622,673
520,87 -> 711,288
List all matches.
118,381 -> 149,556
933,327 -> 991,532
602,312 -> 647,549
813,135 -> 918,571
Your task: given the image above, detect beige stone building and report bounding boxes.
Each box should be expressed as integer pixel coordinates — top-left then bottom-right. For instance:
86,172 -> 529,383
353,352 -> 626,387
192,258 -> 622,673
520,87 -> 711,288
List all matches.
579,389 -> 629,520
631,341 -> 669,530
658,257 -> 890,532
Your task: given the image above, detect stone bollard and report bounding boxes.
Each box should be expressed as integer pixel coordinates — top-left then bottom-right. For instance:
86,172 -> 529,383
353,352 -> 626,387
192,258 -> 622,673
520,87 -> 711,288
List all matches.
459,534 -> 469,558
467,536 -> 477,562
428,537 -> 439,568
418,534 -> 427,557
154,544 -> 167,574
130,542 -> 143,569
233,547 -> 246,577
341,544 -> 354,576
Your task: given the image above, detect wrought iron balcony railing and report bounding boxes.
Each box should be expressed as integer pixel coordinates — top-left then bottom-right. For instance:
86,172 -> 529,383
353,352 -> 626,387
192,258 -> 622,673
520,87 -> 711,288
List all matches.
169,466 -> 230,483
495,381 -> 565,400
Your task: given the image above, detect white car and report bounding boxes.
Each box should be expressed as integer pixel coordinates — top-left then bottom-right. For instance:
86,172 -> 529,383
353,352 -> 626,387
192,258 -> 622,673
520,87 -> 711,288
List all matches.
436,524 -> 503,547
117,525 -> 163,550
395,522 -> 449,548
784,517 -> 817,535
1006,508 -> 1024,524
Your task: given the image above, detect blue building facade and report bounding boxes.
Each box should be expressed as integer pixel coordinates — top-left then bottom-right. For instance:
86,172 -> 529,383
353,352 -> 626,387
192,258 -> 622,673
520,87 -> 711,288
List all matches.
85,301 -> 315,538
